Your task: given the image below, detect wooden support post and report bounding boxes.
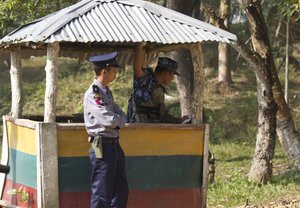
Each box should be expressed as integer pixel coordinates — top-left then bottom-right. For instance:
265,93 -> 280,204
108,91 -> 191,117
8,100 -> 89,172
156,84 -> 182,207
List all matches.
10,46 -> 23,118
201,124 -> 210,208
44,42 -> 60,122
190,43 -> 204,124
36,123 -> 59,208
0,116 -> 9,198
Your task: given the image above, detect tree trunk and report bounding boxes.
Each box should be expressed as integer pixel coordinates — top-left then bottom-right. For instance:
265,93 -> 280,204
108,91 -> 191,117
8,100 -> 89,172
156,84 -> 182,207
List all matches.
166,0 -> 204,121
10,46 -> 23,118
218,0 -> 232,84
172,49 -> 194,116
284,15 -> 289,102
238,0 -> 277,183
44,42 -> 60,122
237,0 -> 300,171
273,66 -> 300,170
249,77 -> 276,183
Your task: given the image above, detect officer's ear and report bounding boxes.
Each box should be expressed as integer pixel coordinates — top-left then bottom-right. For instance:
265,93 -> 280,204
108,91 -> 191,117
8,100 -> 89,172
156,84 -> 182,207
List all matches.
98,67 -> 108,75
103,67 -> 111,74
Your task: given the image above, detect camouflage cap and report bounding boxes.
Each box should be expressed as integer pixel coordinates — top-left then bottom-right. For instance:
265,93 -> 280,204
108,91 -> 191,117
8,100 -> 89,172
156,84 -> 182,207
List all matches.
155,57 -> 180,76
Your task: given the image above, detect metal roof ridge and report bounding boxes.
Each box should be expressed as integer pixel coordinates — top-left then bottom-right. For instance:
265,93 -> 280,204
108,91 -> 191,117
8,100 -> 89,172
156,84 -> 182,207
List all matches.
116,0 -> 237,41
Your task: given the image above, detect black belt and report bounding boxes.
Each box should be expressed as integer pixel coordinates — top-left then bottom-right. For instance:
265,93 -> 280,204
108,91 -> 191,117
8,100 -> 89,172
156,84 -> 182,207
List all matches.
89,136 -> 119,144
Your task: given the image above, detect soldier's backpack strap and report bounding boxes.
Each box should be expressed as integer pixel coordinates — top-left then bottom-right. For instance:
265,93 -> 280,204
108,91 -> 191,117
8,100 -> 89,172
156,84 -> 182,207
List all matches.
126,94 -> 136,123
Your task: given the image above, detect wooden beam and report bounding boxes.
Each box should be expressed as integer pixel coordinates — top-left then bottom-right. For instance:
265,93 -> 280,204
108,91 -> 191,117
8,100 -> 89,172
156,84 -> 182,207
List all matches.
10,45 -> 23,118
147,43 -> 191,54
44,42 -> 60,122
1,42 -> 195,55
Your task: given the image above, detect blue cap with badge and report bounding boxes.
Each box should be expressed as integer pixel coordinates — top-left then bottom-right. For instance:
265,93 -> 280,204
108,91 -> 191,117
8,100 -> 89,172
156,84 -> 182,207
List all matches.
155,57 -> 180,76
89,52 -> 121,68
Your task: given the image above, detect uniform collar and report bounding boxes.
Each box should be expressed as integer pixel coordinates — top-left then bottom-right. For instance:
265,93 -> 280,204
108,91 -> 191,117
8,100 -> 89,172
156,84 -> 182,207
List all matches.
158,84 -> 167,93
93,79 -> 110,94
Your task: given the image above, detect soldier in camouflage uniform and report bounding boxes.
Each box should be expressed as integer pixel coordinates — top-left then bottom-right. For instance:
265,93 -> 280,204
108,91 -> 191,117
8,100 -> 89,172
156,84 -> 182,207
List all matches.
127,43 -> 191,123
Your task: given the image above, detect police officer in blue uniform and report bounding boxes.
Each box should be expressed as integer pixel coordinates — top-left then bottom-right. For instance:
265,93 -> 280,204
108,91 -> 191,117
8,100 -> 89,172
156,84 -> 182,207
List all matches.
83,52 -> 128,208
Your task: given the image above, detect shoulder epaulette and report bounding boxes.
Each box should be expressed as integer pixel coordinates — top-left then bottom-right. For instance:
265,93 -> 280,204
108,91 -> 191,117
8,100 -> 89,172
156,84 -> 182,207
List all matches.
92,85 -> 100,93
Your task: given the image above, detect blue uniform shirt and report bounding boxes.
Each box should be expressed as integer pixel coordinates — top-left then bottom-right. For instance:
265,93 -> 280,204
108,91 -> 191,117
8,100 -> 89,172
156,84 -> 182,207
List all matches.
133,68 -> 157,105
83,79 -> 126,138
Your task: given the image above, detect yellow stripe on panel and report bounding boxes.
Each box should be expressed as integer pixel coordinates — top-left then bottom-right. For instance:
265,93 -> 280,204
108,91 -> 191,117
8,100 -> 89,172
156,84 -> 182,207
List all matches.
120,128 -> 204,156
57,127 -> 204,157
6,121 -> 37,155
57,129 -> 89,157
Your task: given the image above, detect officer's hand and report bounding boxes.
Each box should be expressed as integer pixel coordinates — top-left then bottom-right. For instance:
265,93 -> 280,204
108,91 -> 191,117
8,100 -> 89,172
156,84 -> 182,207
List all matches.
181,115 -> 192,124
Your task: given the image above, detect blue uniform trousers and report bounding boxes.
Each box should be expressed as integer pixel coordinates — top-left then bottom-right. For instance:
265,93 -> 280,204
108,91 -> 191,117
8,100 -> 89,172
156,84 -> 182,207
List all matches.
89,142 -> 129,208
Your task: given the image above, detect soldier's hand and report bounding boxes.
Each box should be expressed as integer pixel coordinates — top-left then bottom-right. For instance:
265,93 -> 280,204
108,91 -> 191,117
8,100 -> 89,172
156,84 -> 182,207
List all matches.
136,42 -> 146,49
181,115 -> 192,124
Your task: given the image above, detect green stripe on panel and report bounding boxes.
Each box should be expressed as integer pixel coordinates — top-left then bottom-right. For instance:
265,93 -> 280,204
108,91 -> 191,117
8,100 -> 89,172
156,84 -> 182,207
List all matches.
7,149 -> 37,188
126,155 -> 203,190
58,155 -> 203,192
58,157 -> 91,192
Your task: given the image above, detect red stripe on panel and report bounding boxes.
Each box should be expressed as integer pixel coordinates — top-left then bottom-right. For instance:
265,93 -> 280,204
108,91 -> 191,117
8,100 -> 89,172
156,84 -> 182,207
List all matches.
1,179 -> 37,208
59,191 -> 91,208
127,188 -> 202,208
58,189 -> 203,208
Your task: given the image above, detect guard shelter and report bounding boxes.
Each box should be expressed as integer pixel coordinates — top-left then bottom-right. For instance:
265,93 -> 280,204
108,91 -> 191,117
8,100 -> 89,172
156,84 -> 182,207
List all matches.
0,0 -> 237,207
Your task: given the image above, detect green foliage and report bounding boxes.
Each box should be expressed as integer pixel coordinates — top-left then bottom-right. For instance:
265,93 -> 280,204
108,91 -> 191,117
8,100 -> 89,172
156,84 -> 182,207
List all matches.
279,0 -> 300,20
0,0 -> 78,38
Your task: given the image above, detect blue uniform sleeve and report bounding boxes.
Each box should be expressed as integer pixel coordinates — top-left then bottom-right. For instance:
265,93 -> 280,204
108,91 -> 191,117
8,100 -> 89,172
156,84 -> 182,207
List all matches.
85,93 -> 126,129
134,68 -> 156,105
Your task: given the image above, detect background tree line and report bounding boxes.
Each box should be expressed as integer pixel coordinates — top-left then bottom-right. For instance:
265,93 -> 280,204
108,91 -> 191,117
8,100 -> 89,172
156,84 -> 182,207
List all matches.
0,0 -> 300,186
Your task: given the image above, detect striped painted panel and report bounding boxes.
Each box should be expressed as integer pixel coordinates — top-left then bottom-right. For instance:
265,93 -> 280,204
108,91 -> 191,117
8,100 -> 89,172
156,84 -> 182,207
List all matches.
1,120 -> 38,207
57,126 -> 205,208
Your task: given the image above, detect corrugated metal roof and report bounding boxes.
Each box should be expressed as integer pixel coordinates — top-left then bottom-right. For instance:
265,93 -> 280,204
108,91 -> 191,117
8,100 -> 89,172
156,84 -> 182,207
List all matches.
0,0 -> 237,47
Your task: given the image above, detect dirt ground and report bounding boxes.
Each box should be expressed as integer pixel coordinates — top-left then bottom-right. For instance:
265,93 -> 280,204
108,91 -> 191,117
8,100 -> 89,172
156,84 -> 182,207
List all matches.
237,198 -> 300,208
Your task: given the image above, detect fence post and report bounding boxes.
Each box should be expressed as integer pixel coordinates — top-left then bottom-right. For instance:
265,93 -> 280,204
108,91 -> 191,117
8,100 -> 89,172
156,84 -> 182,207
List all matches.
36,123 -> 59,208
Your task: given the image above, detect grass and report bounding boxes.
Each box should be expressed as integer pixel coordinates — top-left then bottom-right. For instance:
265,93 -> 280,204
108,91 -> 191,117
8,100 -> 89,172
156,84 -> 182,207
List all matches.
205,63 -> 300,207
208,143 -> 300,207
1,56 -> 300,207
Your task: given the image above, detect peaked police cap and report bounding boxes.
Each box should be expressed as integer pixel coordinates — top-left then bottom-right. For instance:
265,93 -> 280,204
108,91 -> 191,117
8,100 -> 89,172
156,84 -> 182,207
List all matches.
89,52 -> 121,68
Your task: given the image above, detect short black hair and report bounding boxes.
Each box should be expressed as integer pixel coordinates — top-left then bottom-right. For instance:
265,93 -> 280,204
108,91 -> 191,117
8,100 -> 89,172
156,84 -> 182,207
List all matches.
94,65 -> 110,76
